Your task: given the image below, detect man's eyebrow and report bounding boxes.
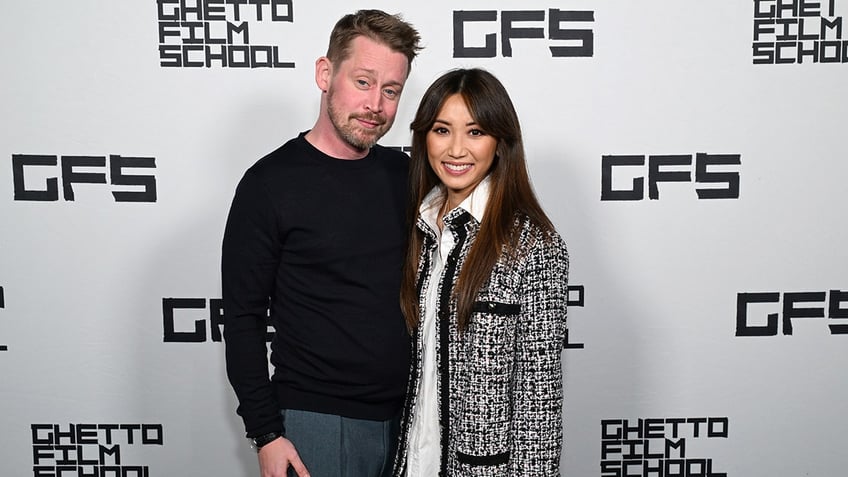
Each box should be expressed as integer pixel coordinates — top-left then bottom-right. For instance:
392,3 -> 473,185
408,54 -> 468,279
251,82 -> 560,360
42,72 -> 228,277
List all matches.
352,68 -> 404,87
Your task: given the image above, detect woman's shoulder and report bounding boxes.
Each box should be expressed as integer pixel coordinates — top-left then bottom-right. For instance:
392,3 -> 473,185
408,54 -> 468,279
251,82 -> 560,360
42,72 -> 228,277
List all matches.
514,215 -> 567,252
502,215 -> 568,277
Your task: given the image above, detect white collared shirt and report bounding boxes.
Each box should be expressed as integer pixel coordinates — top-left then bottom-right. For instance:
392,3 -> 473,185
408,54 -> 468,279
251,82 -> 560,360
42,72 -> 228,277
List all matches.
406,177 -> 491,476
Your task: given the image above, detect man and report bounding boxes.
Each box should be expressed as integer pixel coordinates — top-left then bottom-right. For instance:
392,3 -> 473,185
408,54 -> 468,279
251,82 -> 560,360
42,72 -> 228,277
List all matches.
222,10 -> 422,477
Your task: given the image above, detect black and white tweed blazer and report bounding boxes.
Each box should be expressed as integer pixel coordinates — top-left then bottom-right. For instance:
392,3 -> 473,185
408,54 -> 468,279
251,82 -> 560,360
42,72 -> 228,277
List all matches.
393,207 -> 569,476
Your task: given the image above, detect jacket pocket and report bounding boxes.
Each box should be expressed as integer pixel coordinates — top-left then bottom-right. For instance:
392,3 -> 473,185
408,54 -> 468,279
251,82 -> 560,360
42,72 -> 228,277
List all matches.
456,450 -> 510,466
471,300 -> 521,316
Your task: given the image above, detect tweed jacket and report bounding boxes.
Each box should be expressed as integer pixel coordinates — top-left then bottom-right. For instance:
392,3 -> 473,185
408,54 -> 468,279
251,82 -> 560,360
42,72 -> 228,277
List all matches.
393,206 -> 569,476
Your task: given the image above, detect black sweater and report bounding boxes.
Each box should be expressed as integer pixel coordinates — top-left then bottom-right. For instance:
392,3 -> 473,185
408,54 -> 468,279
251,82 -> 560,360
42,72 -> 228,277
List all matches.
222,133 -> 410,437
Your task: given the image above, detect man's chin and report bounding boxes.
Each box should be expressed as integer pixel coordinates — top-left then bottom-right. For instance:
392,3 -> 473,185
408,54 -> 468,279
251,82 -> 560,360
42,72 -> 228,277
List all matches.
349,131 -> 384,150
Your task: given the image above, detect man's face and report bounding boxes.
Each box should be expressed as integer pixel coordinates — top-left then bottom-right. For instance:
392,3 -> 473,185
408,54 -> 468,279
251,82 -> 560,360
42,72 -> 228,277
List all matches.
326,36 -> 410,150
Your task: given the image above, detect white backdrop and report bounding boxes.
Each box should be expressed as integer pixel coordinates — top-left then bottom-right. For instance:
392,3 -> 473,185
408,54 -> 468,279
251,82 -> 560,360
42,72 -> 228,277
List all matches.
2,1 -> 846,476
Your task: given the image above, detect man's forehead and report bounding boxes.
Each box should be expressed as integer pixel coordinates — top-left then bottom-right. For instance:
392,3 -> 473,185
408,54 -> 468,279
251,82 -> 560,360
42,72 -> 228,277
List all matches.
337,51 -> 409,83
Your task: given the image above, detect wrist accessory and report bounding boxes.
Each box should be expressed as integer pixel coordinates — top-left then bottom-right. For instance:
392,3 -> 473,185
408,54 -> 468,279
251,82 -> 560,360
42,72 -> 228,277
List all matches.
249,431 -> 282,452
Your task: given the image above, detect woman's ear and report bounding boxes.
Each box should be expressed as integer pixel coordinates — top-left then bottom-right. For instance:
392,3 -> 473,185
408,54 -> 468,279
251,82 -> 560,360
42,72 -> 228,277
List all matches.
494,142 -> 505,165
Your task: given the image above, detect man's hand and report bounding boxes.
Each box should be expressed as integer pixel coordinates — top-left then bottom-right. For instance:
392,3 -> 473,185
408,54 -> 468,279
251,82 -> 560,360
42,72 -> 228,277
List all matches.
258,437 -> 310,477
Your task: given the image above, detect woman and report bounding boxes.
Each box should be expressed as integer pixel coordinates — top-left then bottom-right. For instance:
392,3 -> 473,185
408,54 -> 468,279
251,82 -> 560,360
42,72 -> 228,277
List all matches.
393,68 -> 569,476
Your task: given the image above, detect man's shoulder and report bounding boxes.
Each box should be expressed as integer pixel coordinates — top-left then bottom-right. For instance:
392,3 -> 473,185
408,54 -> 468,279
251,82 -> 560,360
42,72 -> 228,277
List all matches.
371,144 -> 410,172
372,143 -> 409,159
247,136 -> 308,174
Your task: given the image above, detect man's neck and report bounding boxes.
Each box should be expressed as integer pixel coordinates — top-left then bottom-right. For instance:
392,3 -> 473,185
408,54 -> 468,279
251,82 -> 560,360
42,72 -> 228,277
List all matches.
304,123 -> 369,160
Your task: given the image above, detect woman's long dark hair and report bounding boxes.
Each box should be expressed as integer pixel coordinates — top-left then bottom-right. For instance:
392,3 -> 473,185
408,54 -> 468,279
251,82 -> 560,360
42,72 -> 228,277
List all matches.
400,68 -> 555,332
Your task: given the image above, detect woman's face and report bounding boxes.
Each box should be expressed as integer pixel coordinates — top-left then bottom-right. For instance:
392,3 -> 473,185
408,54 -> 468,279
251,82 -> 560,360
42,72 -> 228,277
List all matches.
426,94 -> 498,207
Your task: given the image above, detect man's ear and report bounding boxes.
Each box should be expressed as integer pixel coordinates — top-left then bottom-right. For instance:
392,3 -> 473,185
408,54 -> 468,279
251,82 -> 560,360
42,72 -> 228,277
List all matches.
315,56 -> 332,93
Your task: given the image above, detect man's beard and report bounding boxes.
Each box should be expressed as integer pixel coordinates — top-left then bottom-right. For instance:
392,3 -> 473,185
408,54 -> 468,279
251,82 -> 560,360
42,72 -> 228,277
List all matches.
327,91 -> 393,150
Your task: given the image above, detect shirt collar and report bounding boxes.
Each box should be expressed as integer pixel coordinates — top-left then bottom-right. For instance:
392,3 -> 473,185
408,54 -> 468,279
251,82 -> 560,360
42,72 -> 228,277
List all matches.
420,176 -> 491,231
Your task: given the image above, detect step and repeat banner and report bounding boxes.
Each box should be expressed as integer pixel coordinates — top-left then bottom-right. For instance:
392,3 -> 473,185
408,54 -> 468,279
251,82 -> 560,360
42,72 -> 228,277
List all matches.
2,1 -> 846,476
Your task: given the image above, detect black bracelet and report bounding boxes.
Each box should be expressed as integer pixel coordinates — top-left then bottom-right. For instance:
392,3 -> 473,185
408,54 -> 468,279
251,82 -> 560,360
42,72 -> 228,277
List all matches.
250,431 -> 282,452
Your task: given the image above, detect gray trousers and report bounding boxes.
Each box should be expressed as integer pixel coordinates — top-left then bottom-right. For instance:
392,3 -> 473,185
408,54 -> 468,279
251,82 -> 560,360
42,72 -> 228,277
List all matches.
282,409 -> 399,477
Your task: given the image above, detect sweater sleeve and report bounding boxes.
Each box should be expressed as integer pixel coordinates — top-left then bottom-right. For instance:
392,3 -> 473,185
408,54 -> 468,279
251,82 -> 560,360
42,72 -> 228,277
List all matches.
510,231 -> 569,475
221,169 -> 283,437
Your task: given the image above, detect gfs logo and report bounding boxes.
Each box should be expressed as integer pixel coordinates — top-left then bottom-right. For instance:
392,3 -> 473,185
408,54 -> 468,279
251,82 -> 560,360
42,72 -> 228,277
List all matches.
0,285 -> 6,352
453,9 -> 594,58
565,285 -> 585,349
162,297 -> 273,343
736,289 -> 848,337
12,154 -> 157,202
601,153 -> 741,201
